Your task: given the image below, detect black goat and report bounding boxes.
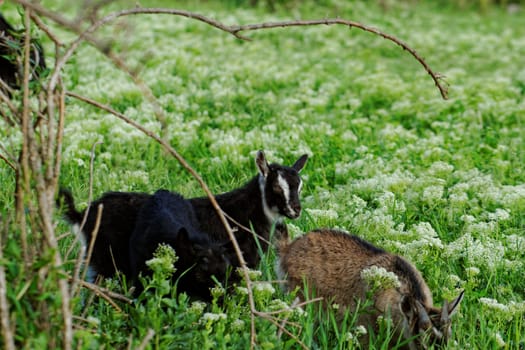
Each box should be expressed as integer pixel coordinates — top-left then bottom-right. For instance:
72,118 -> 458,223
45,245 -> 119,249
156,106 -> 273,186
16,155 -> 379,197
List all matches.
190,150 -> 308,267
129,190 -> 230,300
0,13 -> 46,94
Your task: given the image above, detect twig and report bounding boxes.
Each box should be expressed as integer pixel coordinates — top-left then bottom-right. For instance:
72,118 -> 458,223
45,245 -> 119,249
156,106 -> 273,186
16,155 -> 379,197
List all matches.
136,329 -> 155,350
69,141 -> 103,296
74,279 -> 133,305
230,19 -> 448,99
0,152 -> 16,172
222,211 -> 272,247
80,203 -> 103,289
0,229 -> 15,350
79,141 -> 103,232
74,279 -> 123,313
255,312 -> 309,350
29,12 -> 64,48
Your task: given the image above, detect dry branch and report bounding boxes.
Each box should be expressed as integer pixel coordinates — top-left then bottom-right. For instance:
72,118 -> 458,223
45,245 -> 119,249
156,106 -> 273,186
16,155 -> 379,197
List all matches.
0,228 -> 15,350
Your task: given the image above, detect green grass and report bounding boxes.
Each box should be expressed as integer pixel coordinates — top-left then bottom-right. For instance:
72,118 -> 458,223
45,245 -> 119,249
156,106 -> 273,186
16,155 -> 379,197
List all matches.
1,0 -> 524,348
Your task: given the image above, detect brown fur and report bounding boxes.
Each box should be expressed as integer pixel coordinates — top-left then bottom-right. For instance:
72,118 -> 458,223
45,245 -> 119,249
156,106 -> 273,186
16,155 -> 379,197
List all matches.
278,229 -> 463,349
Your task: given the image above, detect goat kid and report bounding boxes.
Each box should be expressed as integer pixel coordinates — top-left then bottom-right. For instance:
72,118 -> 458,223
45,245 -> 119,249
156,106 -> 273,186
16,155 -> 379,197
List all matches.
190,150 -> 308,267
129,190 -> 230,300
277,229 -> 464,349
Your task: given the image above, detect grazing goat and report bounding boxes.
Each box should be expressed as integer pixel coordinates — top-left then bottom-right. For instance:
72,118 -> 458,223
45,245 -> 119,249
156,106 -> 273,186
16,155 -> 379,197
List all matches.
59,151 -> 308,278
129,190 -> 230,300
0,13 -> 46,94
277,229 -> 464,349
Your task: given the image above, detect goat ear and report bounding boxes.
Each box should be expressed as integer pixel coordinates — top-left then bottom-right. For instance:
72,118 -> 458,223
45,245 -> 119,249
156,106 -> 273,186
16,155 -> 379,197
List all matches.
415,300 -> 432,331
446,290 -> 465,318
292,154 -> 308,173
256,150 -> 269,178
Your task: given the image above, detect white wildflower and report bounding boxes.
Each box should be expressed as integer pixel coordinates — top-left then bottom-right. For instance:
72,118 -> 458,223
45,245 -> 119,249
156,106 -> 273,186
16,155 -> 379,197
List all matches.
444,233 -> 505,271
253,282 -> 276,296
86,316 -> 101,326
305,208 -> 339,220
210,285 -> 225,298
464,221 -> 497,236
505,234 -> 525,253
465,267 -> 480,277
231,319 -> 245,331
236,268 -> 262,280
236,286 -> 249,295
460,214 -> 476,224
494,332 -> 506,347
422,185 -> 444,205
407,222 -> 444,249
361,265 -> 401,290
268,299 -> 290,312
341,130 -> 358,142
286,224 -> 302,239
188,301 -> 207,316
293,306 -> 306,317
355,145 -> 369,154
355,325 -> 367,336
344,331 -> 355,343
200,312 -> 227,324
486,208 -> 510,222
428,161 -> 454,178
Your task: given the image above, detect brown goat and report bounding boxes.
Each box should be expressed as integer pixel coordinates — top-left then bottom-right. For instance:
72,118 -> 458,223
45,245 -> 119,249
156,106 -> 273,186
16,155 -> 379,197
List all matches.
277,228 -> 464,349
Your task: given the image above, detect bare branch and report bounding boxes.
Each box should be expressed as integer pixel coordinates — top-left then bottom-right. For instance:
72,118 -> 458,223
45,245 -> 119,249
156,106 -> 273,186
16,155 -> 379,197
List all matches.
231,19 -> 448,99
0,152 -> 16,172
255,311 -> 308,350
73,279 -> 124,313
80,203 -> 103,290
29,12 -> 63,48
136,329 -> 155,350
76,279 -> 133,304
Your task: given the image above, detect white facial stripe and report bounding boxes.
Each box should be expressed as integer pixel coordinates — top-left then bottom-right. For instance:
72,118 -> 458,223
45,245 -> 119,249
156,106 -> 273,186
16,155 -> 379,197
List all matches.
259,174 -> 281,222
277,173 -> 295,215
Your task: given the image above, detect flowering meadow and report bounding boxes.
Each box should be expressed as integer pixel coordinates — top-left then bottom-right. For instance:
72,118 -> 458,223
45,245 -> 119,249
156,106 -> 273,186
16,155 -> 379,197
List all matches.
1,0 -> 524,348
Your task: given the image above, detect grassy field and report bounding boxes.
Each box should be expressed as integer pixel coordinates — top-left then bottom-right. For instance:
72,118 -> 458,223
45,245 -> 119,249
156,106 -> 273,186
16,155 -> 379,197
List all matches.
1,0 -> 524,348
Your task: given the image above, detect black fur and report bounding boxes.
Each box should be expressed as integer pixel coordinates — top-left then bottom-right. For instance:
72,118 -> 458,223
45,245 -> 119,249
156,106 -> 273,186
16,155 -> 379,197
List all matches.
0,13 -> 46,94
58,189 -> 150,278
129,190 -> 230,300
58,153 -> 307,275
